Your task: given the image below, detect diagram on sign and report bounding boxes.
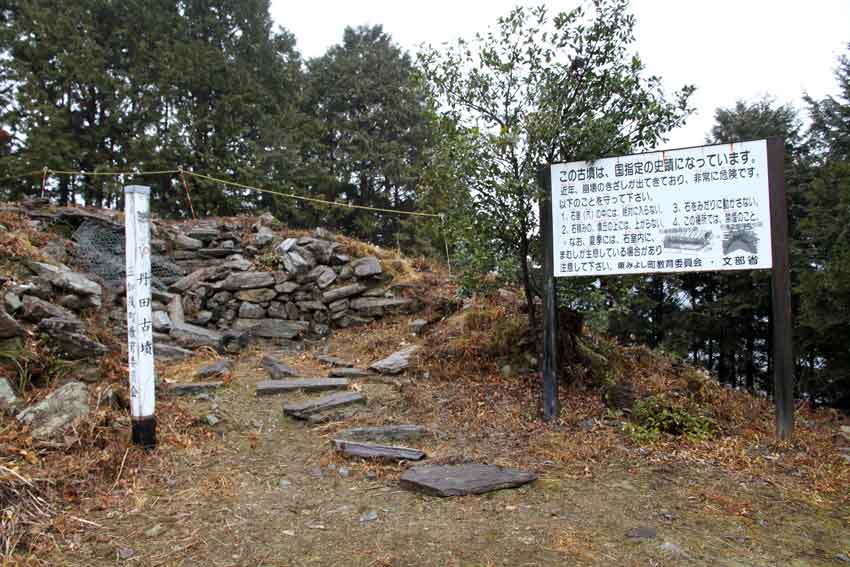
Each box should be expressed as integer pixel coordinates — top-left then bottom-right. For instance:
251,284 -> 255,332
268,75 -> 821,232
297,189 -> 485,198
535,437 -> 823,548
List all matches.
722,228 -> 759,255
663,228 -> 714,253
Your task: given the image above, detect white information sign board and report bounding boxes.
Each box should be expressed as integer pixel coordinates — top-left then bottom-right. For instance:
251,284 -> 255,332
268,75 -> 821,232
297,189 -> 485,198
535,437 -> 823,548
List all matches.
550,140 -> 772,277
124,185 -> 156,423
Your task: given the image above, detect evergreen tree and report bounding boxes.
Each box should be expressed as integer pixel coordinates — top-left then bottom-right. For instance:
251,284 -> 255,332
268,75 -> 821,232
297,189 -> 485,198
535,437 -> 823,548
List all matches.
304,25 -> 432,245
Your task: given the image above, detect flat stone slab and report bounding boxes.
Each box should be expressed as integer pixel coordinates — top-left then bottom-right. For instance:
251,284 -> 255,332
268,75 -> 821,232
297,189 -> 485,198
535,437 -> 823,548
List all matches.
329,367 -> 375,378
333,439 -> 426,461
400,464 -> 537,497
306,406 -> 363,424
155,343 -> 195,361
338,424 -> 431,443
256,378 -> 349,396
369,345 -> 420,375
196,359 -> 232,379
236,319 -> 310,339
168,382 -> 224,396
283,391 -> 365,418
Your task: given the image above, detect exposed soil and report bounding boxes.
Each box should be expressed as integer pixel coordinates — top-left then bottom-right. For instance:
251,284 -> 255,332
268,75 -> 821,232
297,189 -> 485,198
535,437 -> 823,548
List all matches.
23,316 -> 850,567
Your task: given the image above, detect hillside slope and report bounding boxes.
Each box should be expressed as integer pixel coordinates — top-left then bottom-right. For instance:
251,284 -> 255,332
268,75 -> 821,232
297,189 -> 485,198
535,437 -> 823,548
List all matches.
0,204 -> 848,566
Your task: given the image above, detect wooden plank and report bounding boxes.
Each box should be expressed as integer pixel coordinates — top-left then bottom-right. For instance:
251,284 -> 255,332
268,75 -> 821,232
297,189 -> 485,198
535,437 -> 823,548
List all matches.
283,391 -> 365,418
332,439 -> 426,461
767,136 -> 794,441
255,378 -> 349,396
538,166 -> 560,422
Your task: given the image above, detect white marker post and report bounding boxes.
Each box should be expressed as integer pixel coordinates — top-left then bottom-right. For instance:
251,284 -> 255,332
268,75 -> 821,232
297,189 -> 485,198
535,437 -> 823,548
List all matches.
124,185 -> 156,448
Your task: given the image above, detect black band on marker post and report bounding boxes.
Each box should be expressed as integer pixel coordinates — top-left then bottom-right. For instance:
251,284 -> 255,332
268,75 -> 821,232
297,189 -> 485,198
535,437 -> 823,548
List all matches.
131,416 -> 157,449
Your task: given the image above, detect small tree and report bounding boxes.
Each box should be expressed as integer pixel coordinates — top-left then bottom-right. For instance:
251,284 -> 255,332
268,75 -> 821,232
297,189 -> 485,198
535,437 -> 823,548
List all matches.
420,0 -> 693,331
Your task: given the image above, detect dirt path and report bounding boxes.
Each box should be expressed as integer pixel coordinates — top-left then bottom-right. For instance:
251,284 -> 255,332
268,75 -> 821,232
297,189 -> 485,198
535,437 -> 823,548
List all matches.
39,328 -> 850,567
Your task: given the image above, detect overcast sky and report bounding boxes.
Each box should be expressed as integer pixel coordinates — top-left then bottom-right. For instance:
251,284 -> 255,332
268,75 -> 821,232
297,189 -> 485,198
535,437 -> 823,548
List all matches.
270,0 -> 849,150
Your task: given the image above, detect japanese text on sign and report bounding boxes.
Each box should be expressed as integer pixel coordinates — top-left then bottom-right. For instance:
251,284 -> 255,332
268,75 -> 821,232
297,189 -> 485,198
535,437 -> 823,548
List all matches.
124,186 -> 156,419
550,140 -> 773,277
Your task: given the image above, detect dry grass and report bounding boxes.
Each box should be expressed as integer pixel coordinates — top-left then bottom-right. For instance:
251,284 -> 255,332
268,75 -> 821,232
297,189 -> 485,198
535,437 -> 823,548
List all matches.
0,211 -> 51,276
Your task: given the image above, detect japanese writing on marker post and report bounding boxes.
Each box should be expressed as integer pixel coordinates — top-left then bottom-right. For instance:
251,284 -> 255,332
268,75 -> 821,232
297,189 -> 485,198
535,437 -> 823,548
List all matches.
124,185 -> 156,422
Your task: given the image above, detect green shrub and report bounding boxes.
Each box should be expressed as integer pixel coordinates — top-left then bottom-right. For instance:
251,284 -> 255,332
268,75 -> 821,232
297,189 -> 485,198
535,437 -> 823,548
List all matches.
627,397 -> 718,442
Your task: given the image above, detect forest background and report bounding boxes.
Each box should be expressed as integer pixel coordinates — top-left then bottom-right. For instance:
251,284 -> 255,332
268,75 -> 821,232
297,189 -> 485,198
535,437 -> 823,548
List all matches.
1,0 -> 849,408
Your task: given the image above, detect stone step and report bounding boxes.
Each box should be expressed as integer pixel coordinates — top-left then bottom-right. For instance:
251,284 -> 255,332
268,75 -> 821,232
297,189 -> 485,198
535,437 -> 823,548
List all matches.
255,378 -> 349,396
400,464 -> 537,497
283,391 -> 366,419
328,367 -> 375,379
306,407 -> 363,425
332,439 -> 426,461
338,425 -> 431,443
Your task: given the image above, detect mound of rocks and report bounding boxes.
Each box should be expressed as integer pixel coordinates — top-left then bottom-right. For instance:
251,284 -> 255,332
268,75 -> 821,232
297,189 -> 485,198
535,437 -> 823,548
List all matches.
148,223 -> 416,351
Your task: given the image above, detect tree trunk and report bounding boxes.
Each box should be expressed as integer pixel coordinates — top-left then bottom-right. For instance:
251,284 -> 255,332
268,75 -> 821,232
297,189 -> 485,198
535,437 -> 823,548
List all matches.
745,324 -> 755,393
519,232 -> 537,334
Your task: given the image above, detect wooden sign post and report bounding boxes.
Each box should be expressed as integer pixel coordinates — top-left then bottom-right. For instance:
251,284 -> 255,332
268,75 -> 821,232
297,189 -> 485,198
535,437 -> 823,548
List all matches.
124,185 -> 157,448
541,138 -> 793,439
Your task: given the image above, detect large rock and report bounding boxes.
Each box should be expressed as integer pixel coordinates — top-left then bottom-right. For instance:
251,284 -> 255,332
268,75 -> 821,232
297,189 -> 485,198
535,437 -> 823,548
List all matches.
256,378 -> 350,396
261,354 -> 297,379
235,288 -> 276,303
369,345 -> 420,375
186,225 -> 220,242
0,377 -> 20,414
275,238 -> 298,254
50,273 -> 102,304
238,302 -> 266,319
283,391 -> 366,419
400,464 -> 537,497
275,281 -> 299,294
196,359 -> 233,379
0,309 -> 22,338
27,261 -> 102,301
280,247 -> 315,274
170,266 -> 229,293
167,295 -> 185,325
170,322 -> 223,349
234,319 -> 310,339
17,382 -> 90,439
254,226 -> 275,247
175,233 -> 203,250
218,271 -> 275,290
332,440 -> 426,461
267,302 -> 287,319
296,300 -> 326,312
350,297 -> 411,317
20,295 -> 75,322
152,311 -> 172,332
322,283 -> 366,303
352,256 -> 382,278
222,256 -> 252,272
5,291 -> 22,314
37,318 -> 109,359
155,343 -> 195,361
304,239 -> 337,264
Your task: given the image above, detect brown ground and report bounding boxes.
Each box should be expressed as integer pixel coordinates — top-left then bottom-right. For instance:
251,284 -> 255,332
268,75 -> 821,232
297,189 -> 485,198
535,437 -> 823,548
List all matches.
9,313 -> 850,567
